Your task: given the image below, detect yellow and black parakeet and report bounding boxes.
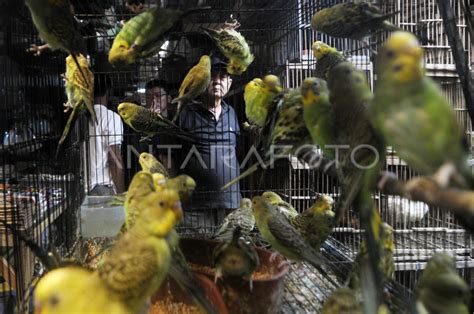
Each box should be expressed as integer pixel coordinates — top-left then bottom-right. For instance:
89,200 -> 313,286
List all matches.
300,77 -> 336,159
251,196 -> 327,268
415,253 -> 471,314
109,6 -> 209,66
321,287 -> 362,314
244,75 -> 283,128
202,26 -> 254,75
98,191 -> 180,312
153,173 -> 196,205
34,267 -> 129,314
171,55 -> 211,121
57,54 -> 95,155
291,194 -> 335,251
139,152 -> 169,177
311,2 -> 399,40
262,191 -> 298,221
312,41 -> 346,80
214,198 -> 255,241
213,226 -> 260,288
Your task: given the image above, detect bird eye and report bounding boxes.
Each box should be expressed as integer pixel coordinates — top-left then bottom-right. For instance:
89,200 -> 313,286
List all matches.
312,81 -> 318,86
49,295 -> 60,307
158,201 -> 165,207
386,50 -> 396,59
393,64 -> 404,72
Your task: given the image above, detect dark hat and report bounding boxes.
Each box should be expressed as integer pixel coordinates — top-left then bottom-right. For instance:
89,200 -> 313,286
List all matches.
145,78 -> 169,92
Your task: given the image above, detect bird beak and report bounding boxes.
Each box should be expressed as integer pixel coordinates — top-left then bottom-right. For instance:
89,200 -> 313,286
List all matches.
172,201 -> 183,220
34,301 -> 42,314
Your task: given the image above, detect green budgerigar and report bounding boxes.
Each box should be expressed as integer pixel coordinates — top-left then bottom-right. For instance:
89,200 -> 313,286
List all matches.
415,253 -> 471,314
98,191 -> 180,312
311,2 -> 399,40
171,55 -> 212,121
24,0 -> 89,83
312,41 -> 346,80
372,31 -> 472,188
203,27 -> 254,75
153,174 -> 196,205
214,198 -> 255,241
321,287 -> 362,314
213,226 -> 260,288
262,191 -> 298,221
244,75 -> 283,127
222,89 -> 311,190
251,196 -> 327,268
300,77 -> 336,158
109,6 -> 209,66
57,54 -> 95,155
139,152 -> 169,177
291,194 -> 335,251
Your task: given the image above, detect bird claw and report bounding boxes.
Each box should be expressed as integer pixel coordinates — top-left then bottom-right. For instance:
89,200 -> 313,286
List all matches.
139,136 -> 152,143
431,162 -> 466,188
214,269 -> 222,284
269,252 -> 278,263
27,44 -> 50,56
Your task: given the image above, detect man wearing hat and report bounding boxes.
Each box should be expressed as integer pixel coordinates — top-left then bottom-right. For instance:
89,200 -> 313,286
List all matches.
176,55 -> 242,229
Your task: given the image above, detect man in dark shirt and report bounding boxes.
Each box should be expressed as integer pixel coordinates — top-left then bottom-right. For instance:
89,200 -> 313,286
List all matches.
176,56 -> 241,229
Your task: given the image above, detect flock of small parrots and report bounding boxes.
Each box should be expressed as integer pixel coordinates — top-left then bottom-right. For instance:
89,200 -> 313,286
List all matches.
22,0 -> 471,313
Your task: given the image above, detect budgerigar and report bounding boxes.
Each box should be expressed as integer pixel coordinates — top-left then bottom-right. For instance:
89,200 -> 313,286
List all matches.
34,267 -> 129,314
124,171 -> 155,229
213,226 -> 260,288
262,191 -> 298,221
312,41 -> 346,80
415,253 -> 471,314
311,2 -> 399,40
139,152 -> 169,177
109,7 -> 209,66
171,55 -> 211,121
57,54 -> 95,155
214,198 -> 255,241
291,194 -> 335,251
153,173 -> 196,205
321,287 -> 362,314
98,191 -> 180,312
222,89 -> 311,190
300,77 -> 336,158
117,102 -> 197,143
251,196 -> 327,268
203,27 -> 254,75
245,75 -> 283,127
372,31 -> 472,188
24,0 -> 89,83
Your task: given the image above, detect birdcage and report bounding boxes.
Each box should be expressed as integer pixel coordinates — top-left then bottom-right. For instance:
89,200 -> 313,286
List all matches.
0,6 -> 83,311
1,0 -> 473,312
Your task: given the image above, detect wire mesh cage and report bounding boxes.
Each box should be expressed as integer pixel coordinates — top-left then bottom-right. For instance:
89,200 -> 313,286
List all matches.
0,0 -> 473,312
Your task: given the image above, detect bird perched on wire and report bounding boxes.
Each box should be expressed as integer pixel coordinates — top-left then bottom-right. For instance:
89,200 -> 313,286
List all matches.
171,55 -> 211,121
300,77 -> 335,159
244,75 -> 283,128
109,6 -> 210,66
214,198 -> 255,241
372,31 -> 473,189
291,194 -> 335,251
311,2 -> 399,41
415,253 -> 471,314
139,152 -> 169,177
222,89 -> 311,190
117,102 -> 198,144
262,191 -> 298,221
24,0 -> 89,84
98,191 -> 180,312
34,267 -> 130,314
56,54 -> 95,156
321,287 -> 362,314
213,226 -> 260,289
312,41 -> 346,80
202,25 -> 254,75
251,196 -> 327,268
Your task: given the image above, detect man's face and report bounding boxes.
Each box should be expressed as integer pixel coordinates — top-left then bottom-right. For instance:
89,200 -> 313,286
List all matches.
146,86 -> 170,115
207,71 -> 232,100
126,2 -> 144,14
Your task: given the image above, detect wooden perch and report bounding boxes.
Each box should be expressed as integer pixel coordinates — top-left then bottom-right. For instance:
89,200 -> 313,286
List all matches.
297,148 -> 474,226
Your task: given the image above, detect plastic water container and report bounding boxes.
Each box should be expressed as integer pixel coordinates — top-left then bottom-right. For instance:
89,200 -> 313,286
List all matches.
80,196 -> 124,238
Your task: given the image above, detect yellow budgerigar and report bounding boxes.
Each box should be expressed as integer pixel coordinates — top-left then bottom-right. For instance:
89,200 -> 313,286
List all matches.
245,75 -> 283,127
57,54 -> 95,155
153,173 -> 196,205
139,152 -> 169,177
124,171 -> 155,229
